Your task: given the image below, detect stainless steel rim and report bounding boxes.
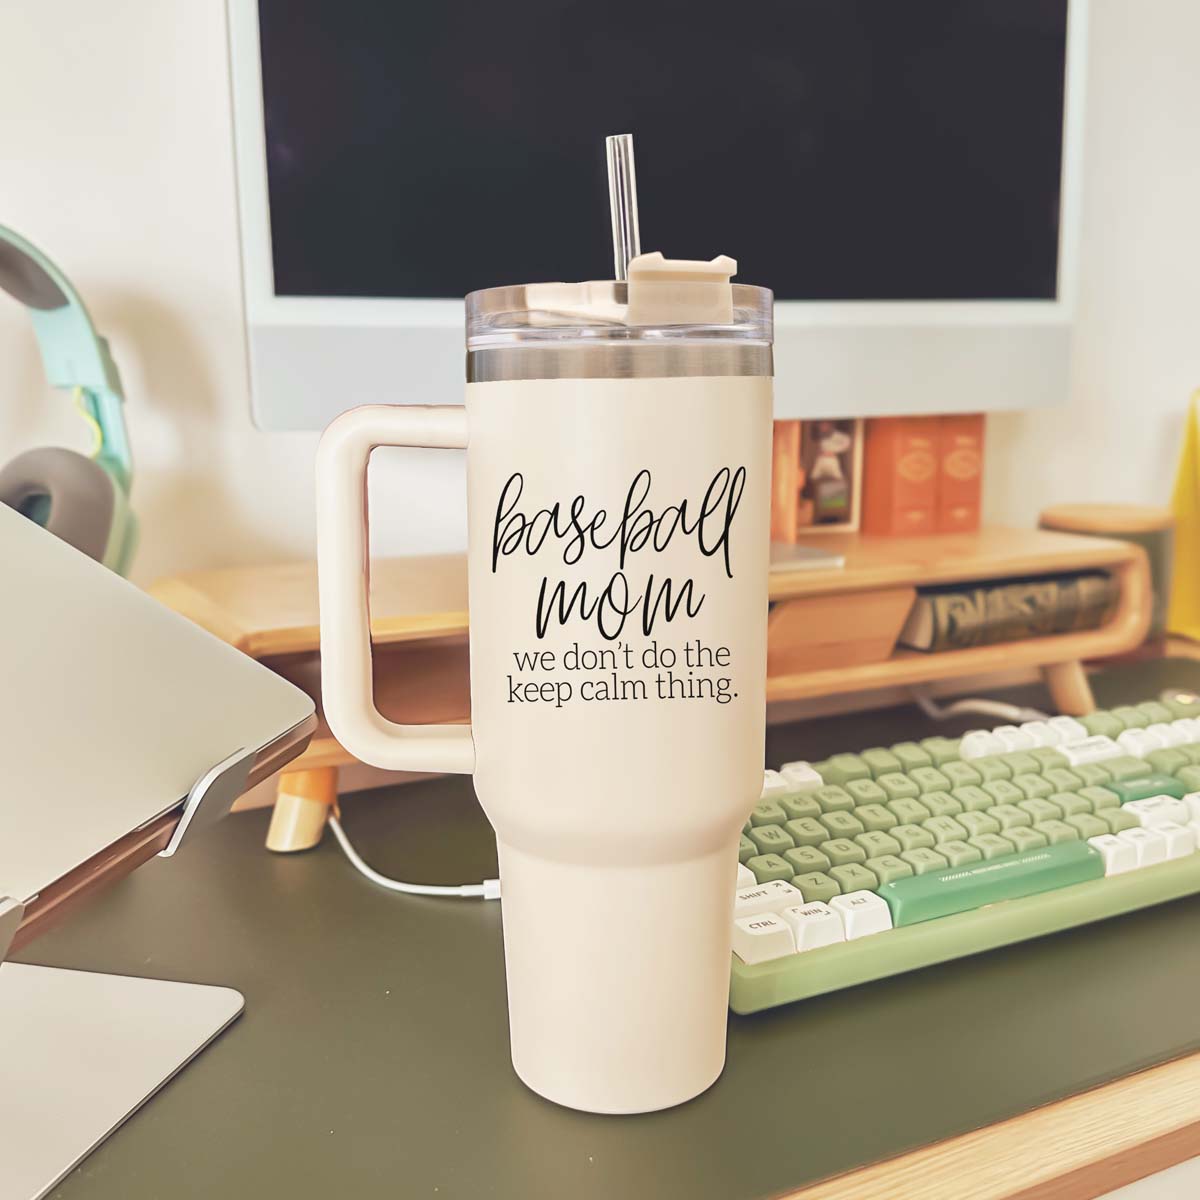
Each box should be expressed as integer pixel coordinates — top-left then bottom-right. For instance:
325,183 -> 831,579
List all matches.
467,343 -> 773,382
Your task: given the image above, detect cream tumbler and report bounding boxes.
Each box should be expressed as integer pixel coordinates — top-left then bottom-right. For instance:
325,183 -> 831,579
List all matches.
316,266 -> 773,1114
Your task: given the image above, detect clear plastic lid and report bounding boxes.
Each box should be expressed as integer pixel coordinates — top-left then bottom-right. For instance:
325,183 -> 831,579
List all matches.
465,279 -> 773,350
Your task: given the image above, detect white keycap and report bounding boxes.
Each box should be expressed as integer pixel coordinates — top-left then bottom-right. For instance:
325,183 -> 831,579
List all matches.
1048,716 -> 1089,745
761,769 -> 790,800
992,725 -> 1035,751
779,902 -> 846,951
830,891 -> 893,939
1157,822 -> 1197,860
732,912 -> 796,964
1117,728 -> 1160,758
1117,827 -> 1169,868
736,863 -> 757,888
1172,718 -> 1200,743
1060,735 -> 1123,766
960,729 -> 1004,759
1183,792 -> 1200,823
1147,721 -> 1187,747
1124,795 -> 1189,828
1019,720 -> 1060,747
1088,834 -> 1138,876
735,879 -> 803,919
780,761 -> 823,792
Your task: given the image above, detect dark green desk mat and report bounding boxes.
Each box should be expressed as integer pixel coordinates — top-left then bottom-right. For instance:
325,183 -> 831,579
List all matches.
26,658 -> 1200,1200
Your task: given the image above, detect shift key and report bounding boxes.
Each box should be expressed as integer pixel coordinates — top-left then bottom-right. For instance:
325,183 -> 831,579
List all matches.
878,842 -> 1104,926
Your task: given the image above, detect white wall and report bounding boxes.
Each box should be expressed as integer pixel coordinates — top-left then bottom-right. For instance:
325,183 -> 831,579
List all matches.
0,0 -> 1197,587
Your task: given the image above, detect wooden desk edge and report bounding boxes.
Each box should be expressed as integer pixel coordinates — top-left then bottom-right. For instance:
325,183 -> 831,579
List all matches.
9,714 -> 317,953
786,1051 -> 1200,1200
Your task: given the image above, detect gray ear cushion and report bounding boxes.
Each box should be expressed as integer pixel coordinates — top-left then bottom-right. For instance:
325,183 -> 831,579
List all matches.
0,446 -> 115,562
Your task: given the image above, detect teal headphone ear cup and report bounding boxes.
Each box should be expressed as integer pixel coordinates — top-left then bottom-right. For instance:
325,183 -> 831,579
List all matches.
0,446 -> 118,564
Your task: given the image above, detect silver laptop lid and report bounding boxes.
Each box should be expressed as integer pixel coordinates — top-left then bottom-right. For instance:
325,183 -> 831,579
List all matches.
0,505 -> 315,902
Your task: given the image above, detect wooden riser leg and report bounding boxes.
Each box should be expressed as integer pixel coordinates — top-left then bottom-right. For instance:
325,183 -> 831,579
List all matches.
1042,660 -> 1095,716
266,767 -> 338,853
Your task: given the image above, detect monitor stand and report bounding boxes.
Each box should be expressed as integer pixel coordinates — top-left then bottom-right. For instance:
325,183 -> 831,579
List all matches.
0,962 -> 243,1200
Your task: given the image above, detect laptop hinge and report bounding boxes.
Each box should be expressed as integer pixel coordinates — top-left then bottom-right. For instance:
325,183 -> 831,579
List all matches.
158,747 -> 255,859
0,896 -> 26,966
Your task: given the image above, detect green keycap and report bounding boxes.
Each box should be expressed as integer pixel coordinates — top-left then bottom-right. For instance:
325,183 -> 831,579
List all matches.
1137,700 -> 1174,724
941,761 -> 982,790
1030,748 -> 1068,771
1177,743 -> 1200,766
891,741 -> 933,770
1079,711 -> 1124,738
922,791 -> 963,818
982,780 -> 1024,806
856,830 -> 902,859
786,818 -> 828,847
970,756 -> 1012,782
1035,819 -> 1079,845
748,824 -> 795,854
1051,791 -> 1092,817
1146,748 -> 1189,776
892,823 -> 935,851
810,759 -> 834,782
821,838 -> 866,866
793,872 -> 841,903
959,810 -> 1000,838
750,801 -> 788,826
1110,705 -> 1148,729
1006,826 -> 1048,852
1012,773 -> 1053,800
1067,813 -> 1109,840
1108,772 -> 1187,803
968,832 -> 1015,860
879,842 -> 1104,925
1080,785 -> 1120,811
748,853 -> 794,883
1105,756 -> 1157,783
1044,767 -> 1084,792
865,854 -> 913,885
989,804 -> 1031,830
855,803 -> 897,832
822,754 -> 872,786
847,777 -> 888,806
923,814 -> 968,844
1073,762 -> 1113,787
888,797 -> 932,826
919,737 -> 961,766
830,863 -> 878,893
785,845 -> 832,875
1000,751 -> 1041,776
937,840 -> 983,867
1019,797 -> 1063,824
1178,765 -> 1200,792
780,793 -> 823,821
910,766 -> 952,794
877,773 -> 920,802
1164,694 -> 1200,718
820,811 -> 865,839
1102,807 -> 1139,834
900,847 -> 949,875
861,747 -> 902,778
739,834 -> 757,864
813,785 -> 857,813
953,785 -> 995,812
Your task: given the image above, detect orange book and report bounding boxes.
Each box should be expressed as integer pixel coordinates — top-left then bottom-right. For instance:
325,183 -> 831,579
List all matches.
861,417 -> 939,536
937,414 -> 985,533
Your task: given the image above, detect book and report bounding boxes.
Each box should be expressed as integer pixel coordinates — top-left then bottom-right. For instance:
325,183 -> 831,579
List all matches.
937,414 -> 985,533
861,417 -> 939,536
898,571 -> 1119,652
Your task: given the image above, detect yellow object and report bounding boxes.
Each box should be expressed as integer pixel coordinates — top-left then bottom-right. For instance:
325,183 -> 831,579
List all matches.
72,386 -> 104,458
1168,390 -> 1200,639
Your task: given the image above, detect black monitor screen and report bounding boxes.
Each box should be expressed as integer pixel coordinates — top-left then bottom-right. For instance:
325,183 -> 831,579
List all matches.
258,0 -> 1068,301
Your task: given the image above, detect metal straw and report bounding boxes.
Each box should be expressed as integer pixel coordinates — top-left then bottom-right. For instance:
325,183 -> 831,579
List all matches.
605,134 -> 642,281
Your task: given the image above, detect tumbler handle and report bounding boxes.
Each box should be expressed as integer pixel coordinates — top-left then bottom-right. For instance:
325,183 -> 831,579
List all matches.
316,405 -> 475,774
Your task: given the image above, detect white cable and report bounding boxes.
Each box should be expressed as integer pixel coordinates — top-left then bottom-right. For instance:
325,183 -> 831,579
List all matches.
912,689 -> 1049,725
328,814 -> 501,900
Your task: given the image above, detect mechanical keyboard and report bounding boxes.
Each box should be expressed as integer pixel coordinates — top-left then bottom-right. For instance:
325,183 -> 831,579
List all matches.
732,694 -> 1200,1013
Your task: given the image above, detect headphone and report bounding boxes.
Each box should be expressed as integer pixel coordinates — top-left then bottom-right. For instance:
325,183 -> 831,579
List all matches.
0,224 -> 137,574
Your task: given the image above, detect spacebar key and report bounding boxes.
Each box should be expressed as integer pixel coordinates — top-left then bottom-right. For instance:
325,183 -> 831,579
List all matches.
878,842 -> 1104,926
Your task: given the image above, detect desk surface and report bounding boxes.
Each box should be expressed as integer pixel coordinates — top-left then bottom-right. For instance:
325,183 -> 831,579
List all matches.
24,660 -> 1200,1200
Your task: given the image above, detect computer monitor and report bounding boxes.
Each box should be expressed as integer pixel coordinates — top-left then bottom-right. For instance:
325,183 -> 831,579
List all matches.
227,0 -> 1087,430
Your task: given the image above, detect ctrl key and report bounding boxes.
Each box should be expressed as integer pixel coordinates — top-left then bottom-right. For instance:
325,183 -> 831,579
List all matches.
732,913 -> 796,964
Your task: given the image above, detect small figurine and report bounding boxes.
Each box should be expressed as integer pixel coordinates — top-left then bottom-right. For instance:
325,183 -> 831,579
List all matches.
810,421 -> 853,482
